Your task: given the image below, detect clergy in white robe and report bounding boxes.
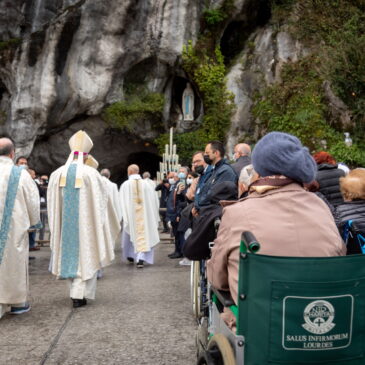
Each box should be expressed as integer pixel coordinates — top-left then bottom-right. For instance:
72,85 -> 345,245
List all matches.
0,138 -> 40,318
47,131 -> 119,307
119,164 -> 160,267
101,168 -> 122,222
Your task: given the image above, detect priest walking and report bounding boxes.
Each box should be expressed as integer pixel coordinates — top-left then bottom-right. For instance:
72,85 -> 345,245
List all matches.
119,164 -> 160,268
0,138 -> 40,318
47,131 -> 119,308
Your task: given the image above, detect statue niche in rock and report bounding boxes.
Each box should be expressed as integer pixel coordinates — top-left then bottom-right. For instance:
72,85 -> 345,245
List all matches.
182,83 -> 194,121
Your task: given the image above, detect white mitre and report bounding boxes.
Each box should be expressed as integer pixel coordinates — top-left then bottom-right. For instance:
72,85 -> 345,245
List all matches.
85,155 -> 99,169
60,130 -> 93,188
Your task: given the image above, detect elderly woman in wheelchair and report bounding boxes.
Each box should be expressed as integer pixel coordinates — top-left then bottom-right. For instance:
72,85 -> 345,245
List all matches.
195,132 -> 359,365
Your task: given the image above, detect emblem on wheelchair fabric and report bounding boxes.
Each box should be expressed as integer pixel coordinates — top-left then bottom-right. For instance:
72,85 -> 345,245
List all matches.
302,300 -> 335,334
281,295 -> 354,351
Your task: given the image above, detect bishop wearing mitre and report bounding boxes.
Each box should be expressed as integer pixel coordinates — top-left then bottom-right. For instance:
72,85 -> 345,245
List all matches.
47,131 -> 120,308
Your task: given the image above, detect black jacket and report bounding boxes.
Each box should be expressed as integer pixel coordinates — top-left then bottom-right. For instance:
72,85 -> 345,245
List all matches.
316,164 -> 345,206
231,155 -> 251,176
155,183 -> 169,208
336,200 -> 365,254
183,182 -> 237,260
198,159 -> 237,207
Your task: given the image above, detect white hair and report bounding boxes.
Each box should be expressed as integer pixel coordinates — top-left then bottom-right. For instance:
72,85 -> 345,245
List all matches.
239,164 -> 256,187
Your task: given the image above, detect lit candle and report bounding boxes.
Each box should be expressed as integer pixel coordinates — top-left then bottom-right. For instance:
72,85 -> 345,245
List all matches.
169,127 -> 173,154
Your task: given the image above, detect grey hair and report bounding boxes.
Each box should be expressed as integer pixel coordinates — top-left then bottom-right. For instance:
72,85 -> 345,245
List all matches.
180,166 -> 189,174
100,168 -> 111,179
142,171 -> 151,179
239,164 -> 256,187
0,138 -> 14,156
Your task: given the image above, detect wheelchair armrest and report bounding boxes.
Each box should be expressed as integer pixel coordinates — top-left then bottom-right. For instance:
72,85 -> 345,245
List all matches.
211,286 -> 235,307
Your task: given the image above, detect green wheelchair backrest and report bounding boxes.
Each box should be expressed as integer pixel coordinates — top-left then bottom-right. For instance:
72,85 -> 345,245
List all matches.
237,252 -> 365,364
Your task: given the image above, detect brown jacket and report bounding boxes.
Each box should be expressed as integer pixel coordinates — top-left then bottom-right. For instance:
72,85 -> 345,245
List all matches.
207,183 -> 346,306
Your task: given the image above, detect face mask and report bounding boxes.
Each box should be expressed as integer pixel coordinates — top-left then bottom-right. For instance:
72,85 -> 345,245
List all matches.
194,165 -> 204,174
168,178 -> 175,185
186,178 -> 193,185
178,172 -> 186,179
204,154 -> 213,165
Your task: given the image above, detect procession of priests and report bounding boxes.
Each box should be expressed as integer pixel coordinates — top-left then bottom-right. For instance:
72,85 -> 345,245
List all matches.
0,130 -> 160,316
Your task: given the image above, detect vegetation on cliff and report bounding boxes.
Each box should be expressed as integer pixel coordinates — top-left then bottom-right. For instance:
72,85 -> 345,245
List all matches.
254,0 -> 365,165
103,86 -> 164,134
155,1 -> 236,164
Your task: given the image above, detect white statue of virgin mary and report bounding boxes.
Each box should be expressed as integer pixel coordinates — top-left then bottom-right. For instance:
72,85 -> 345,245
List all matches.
182,83 -> 194,121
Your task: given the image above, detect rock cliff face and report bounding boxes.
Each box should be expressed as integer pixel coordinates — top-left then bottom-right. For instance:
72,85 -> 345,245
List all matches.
0,0 -> 204,177
0,0 -> 352,178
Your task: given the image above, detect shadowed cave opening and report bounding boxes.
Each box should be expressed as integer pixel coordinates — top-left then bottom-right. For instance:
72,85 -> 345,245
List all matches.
220,0 -> 271,65
114,151 -> 161,185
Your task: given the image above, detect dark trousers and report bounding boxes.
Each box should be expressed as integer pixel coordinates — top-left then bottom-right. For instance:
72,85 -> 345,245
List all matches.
29,231 -> 35,249
171,221 -> 181,254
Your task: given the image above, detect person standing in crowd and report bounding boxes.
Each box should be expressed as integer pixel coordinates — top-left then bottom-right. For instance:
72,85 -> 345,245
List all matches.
336,169 -> 365,255
16,156 -> 28,167
155,177 -> 170,233
119,164 -> 160,268
207,132 -> 345,329
100,168 -> 122,222
231,143 -> 251,176
312,151 -> 345,206
15,157 -> 39,253
27,168 -> 41,252
0,138 -> 40,318
166,168 -> 189,259
197,141 -> 237,209
48,131 -> 118,308
38,175 -> 49,242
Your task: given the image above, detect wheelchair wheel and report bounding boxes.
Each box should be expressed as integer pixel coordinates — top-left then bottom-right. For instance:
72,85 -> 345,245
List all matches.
191,260 -> 201,318
197,334 -> 235,365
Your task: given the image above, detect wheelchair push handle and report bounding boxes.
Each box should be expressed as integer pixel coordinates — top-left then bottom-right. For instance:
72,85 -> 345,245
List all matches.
241,231 -> 260,254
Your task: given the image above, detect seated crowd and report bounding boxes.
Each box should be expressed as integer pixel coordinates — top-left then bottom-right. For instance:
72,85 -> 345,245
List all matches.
157,132 -> 364,328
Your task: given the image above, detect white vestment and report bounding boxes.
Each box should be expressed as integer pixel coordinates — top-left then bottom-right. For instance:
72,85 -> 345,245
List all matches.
119,174 -> 159,262
48,163 -> 120,287
102,176 -> 122,221
0,156 -> 40,316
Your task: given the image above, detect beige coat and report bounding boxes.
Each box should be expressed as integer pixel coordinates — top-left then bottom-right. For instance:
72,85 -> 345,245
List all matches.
0,156 -> 40,304
207,183 -> 346,306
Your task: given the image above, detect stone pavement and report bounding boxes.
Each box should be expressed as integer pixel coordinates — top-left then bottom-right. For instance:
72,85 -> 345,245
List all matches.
0,237 -> 197,365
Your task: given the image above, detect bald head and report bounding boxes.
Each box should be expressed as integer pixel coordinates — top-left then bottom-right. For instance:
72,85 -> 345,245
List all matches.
127,164 -> 140,176
0,138 -> 15,159
234,143 -> 251,160
100,168 -> 111,179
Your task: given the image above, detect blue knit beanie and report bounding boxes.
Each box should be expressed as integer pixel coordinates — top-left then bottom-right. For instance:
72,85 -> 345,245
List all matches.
252,132 -> 317,183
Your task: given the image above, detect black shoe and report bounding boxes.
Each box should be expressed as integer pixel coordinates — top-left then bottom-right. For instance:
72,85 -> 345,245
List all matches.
168,252 -> 177,257
127,257 -> 134,263
169,252 -> 183,259
136,260 -> 144,268
29,256 -> 36,260
72,298 -> 87,308
162,229 -> 169,233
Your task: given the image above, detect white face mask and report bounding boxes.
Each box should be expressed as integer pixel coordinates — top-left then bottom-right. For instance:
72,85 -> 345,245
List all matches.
186,178 -> 193,185
168,178 -> 175,185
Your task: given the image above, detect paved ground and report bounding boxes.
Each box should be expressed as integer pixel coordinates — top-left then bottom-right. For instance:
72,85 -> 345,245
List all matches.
0,235 -> 197,365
